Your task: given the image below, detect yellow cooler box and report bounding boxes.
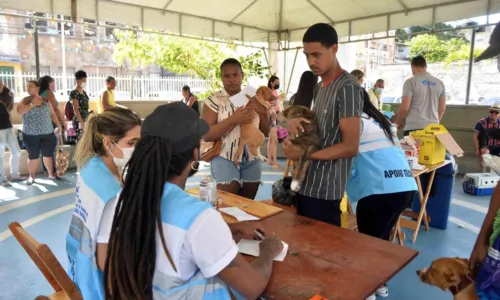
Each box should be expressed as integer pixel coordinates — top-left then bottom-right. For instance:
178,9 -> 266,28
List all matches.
409,124 -> 464,165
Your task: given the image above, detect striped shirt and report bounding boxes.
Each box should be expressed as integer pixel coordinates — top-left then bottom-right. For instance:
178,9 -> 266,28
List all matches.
300,71 -> 364,200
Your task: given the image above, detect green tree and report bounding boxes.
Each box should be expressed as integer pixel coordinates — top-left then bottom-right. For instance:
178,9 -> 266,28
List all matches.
410,34 -> 448,62
112,30 -> 267,98
396,23 -> 465,43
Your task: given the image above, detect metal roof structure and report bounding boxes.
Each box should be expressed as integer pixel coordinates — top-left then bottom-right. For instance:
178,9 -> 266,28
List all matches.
1,0 -> 499,45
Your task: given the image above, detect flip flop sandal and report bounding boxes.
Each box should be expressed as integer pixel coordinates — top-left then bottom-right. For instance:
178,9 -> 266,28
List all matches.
1,180 -> 12,187
10,176 -> 27,183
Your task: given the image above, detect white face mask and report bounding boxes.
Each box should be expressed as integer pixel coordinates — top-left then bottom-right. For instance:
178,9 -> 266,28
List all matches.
110,142 -> 135,168
81,82 -> 87,89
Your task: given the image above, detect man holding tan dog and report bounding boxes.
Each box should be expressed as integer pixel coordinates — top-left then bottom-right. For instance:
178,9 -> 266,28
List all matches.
282,23 -> 363,226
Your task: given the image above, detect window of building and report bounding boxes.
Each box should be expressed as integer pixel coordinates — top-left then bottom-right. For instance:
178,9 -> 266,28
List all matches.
57,15 -> 74,37
83,19 -> 97,37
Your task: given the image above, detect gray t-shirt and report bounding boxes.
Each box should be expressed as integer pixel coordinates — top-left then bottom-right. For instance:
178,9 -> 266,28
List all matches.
402,72 -> 446,131
299,71 -> 364,201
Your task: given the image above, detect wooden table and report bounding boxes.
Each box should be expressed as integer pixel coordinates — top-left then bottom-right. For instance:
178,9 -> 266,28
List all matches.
186,188 -> 283,224
186,188 -> 418,298
399,161 -> 451,243
244,211 -> 419,300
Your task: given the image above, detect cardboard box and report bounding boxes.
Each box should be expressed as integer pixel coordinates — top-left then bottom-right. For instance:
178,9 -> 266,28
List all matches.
410,124 -> 464,165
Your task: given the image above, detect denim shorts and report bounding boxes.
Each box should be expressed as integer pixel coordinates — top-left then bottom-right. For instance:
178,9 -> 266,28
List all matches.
211,151 -> 261,186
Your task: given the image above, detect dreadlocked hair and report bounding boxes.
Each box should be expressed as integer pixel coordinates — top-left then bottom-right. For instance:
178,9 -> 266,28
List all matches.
361,89 -> 395,144
104,135 -> 198,300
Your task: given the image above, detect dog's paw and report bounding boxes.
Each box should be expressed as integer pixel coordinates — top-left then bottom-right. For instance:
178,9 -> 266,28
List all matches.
291,180 -> 300,192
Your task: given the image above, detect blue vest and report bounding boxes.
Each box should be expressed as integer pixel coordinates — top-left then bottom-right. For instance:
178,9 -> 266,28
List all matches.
65,157 -> 121,300
346,117 -> 417,202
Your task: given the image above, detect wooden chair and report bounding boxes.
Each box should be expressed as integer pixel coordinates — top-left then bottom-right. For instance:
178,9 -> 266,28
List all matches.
8,222 -> 83,300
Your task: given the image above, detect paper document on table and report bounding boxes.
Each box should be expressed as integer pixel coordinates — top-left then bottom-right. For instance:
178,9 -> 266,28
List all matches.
237,239 -> 289,262
219,207 -> 260,222
229,85 -> 257,107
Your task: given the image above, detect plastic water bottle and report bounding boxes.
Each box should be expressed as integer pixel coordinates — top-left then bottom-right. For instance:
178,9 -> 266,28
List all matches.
200,175 -> 217,206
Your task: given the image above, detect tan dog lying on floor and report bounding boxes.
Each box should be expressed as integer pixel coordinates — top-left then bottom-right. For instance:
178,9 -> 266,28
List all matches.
417,258 -> 478,300
282,105 -> 321,191
233,86 -> 276,165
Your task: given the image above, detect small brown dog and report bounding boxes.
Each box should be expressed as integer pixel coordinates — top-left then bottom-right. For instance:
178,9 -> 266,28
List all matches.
282,105 -> 321,191
417,258 -> 478,300
234,86 -> 276,165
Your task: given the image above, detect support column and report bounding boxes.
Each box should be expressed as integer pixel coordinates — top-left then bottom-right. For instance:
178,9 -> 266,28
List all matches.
267,42 -> 279,76
34,27 -> 40,79
465,28 -> 476,105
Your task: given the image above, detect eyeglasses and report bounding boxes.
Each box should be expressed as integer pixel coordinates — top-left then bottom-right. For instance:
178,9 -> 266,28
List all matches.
490,110 -> 500,114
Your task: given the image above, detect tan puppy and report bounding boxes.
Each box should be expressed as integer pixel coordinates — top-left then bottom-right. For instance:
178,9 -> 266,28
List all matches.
233,86 -> 276,165
417,258 -> 478,300
282,105 -> 321,191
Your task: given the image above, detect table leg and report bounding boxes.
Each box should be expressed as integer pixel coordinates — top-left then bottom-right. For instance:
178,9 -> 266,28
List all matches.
411,170 -> 437,243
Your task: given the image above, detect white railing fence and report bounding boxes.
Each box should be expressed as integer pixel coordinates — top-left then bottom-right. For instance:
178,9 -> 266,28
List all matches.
0,72 -> 210,101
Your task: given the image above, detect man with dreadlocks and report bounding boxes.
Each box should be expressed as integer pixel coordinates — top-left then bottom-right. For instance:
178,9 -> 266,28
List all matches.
101,102 -> 283,300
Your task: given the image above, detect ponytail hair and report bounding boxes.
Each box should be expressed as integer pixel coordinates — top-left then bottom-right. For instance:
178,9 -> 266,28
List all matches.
104,136 -> 198,299
73,107 -> 142,169
362,89 -> 395,144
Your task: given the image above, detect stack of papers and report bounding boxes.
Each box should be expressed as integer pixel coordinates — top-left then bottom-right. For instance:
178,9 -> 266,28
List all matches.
229,85 -> 257,107
237,239 -> 289,262
219,207 -> 259,222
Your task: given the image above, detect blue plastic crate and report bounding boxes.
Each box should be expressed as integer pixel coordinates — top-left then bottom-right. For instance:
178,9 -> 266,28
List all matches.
463,181 -> 494,196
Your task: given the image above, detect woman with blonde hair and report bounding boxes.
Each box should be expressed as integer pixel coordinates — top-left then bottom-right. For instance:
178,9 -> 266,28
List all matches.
65,106 -> 141,300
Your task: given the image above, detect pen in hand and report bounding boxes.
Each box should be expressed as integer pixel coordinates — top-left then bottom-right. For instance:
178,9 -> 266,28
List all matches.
254,229 -> 266,241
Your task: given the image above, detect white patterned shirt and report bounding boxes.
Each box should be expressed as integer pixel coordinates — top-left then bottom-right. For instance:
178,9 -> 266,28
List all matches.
205,89 -> 256,162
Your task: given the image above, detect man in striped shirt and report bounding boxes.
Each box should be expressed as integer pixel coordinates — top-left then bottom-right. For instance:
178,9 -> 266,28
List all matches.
282,23 -> 363,226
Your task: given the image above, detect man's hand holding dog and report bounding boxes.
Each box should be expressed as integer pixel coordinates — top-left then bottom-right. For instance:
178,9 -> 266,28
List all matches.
282,139 -> 302,161
286,117 -> 310,139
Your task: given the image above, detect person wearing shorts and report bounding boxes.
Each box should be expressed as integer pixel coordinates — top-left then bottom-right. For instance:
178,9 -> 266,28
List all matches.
17,80 -> 61,184
202,58 -> 271,200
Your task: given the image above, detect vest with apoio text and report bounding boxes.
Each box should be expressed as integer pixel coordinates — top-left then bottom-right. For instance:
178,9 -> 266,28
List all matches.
346,116 -> 417,202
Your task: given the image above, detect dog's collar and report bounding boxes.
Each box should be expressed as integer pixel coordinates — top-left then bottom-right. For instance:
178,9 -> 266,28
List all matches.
449,274 -> 474,296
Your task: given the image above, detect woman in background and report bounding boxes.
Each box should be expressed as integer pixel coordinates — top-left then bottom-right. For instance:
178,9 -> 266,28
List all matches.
267,75 -> 281,170
351,69 -> 365,86
289,71 -> 318,109
17,80 -> 61,184
65,107 -> 141,300
39,75 -> 66,175
181,85 -> 200,116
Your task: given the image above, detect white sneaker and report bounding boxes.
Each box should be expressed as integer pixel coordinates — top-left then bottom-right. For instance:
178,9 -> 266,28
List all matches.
376,285 -> 389,298
366,294 -> 376,300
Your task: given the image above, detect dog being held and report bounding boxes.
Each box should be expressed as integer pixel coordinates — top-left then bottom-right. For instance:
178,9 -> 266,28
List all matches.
282,105 -> 321,192
233,86 -> 276,165
417,257 -> 478,300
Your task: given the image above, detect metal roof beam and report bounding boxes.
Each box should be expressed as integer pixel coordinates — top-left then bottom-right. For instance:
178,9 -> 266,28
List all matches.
396,0 -> 408,13
306,0 -> 335,24
98,0 -> 271,33
289,0 -> 478,33
229,0 -> 260,24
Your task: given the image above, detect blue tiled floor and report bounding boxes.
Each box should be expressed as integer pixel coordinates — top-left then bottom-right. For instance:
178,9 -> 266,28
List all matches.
0,162 -> 487,300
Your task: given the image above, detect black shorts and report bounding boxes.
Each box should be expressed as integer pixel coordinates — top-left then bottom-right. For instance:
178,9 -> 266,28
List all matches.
296,194 -> 342,226
23,133 -> 54,159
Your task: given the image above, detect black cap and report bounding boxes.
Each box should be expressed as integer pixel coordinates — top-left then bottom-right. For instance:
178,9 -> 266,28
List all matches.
476,22 -> 500,62
141,102 -> 209,154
